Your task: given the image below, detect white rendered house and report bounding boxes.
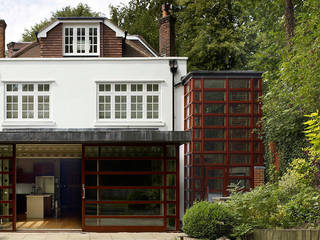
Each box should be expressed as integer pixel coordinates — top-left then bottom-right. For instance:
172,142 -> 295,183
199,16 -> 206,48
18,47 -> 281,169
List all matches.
0,5 -> 189,232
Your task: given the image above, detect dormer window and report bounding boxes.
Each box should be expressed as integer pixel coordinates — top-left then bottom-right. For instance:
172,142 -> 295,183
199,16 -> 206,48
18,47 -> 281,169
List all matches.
63,24 -> 100,56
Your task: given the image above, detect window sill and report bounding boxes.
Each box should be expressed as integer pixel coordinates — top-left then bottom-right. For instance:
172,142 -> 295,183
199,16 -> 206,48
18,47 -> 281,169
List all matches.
2,121 -> 56,128
94,120 -> 165,128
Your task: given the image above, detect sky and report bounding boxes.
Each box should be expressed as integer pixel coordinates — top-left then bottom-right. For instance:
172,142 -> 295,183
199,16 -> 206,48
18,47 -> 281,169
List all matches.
0,0 -> 130,47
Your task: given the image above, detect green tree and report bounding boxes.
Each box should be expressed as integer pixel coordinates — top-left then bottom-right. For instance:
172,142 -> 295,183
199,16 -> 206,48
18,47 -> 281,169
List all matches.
109,0 -> 175,53
260,0 -> 320,174
22,3 -> 100,42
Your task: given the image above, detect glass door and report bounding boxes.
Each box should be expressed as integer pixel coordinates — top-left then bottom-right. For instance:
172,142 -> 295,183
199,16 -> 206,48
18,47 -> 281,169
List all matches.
82,144 -> 179,232
0,145 -> 15,231
206,167 -> 226,201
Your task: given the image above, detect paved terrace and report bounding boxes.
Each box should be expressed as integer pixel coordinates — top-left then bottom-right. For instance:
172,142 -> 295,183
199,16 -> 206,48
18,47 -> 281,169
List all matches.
0,232 -> 187,240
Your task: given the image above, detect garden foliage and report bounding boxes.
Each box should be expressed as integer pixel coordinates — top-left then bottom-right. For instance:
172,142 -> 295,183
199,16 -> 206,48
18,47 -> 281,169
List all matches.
183,161 -> 320,239
182,201 -> 234,240
183,114 -> 320,239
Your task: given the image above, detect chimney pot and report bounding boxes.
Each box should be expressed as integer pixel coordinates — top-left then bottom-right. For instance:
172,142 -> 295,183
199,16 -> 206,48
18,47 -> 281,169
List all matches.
162,4 -> 170,17
0,19 -> 6,58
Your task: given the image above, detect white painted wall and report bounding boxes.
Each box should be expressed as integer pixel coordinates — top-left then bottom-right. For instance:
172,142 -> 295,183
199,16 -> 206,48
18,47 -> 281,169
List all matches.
0,57 -> 187,131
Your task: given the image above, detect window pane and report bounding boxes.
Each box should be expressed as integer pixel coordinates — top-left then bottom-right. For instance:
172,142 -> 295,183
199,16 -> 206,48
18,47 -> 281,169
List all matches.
229,167 -> 250,176
208,179 -> 223,190
100,175 -> 163,187
204,116 -> 224,126
229,129 -> 250,138
204,129 -> 225,138
204,154 -> 225,164
204,104 -> 225,114
99,203 -> 162,216
204,80 -> 225,88
204,142 -> 225,151
204,91 -> 225,101
194,91 -> 201,101
100,189 -> 163,201
229,104 -> 250,114
229,142 -> 250,152
229,179 -> 251,188
229,79 -> 249,88
229,117 -> 250,126
208,169 -> 223,177
194,80 -> 201,88
229,92 -> 250,101
229,154 -> 251,164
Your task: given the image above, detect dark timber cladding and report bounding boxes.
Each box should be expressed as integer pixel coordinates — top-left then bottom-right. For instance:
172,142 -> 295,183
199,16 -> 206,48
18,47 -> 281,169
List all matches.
0,130 -> 191,144
39,23 -> 63,57
182,71 -> 263,209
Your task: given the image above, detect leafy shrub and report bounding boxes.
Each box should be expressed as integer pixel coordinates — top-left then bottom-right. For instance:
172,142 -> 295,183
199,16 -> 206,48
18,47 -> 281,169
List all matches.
182,201 -> 234,240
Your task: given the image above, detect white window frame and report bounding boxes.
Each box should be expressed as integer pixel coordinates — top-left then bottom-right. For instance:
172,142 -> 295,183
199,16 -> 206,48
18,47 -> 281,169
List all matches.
96,83 -> 162,124
63,24 -> 100,56
4,83 -> 52,121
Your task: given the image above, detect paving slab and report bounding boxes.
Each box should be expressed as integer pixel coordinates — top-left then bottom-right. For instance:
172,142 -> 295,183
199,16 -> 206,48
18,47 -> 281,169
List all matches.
0,232 -> 186,240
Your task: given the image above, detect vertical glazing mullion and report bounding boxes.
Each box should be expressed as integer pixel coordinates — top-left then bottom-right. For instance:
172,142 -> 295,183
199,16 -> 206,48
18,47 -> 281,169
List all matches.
163,144 -> 167,229
200,78 -> 205,200
250,78 -> 255,187
12,144 -> 16,231
175,144 -> 180,230
225,78 -> 229,197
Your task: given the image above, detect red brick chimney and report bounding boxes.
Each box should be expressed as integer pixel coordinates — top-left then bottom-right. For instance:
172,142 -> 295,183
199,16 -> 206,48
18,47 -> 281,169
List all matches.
159,4 -> 175,57
0,20 -> 6,58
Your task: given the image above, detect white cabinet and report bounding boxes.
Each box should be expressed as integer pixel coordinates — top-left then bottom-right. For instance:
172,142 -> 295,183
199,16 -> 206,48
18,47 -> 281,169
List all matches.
26,195 -> 52,219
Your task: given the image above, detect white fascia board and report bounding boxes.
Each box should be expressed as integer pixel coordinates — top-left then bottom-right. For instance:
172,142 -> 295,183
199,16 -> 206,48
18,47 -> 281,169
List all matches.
0,57 -> 188,61
37,19 -> 104,38
1,80 -> 55,83
95,80 -> 165,83
37,20 -> 60,38
127,35 -> 158,57
103,19 -> 126,37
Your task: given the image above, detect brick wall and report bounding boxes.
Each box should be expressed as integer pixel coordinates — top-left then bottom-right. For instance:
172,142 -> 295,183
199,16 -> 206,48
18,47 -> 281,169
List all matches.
100,23 -> 123,57
254,166 -> 265,187
0,20 -> 6,58
159,16 -> 175,57
39,23 -> 63,57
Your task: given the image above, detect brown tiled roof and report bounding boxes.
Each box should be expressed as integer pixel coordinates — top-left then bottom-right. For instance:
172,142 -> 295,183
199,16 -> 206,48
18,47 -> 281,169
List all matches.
11,42 -> 40,58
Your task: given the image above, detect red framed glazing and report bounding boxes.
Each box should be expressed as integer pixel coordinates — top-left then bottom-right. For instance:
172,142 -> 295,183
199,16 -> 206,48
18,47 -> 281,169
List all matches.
82,143 -> 180,232
184,76 -> 263,206
0,144 -> 16,231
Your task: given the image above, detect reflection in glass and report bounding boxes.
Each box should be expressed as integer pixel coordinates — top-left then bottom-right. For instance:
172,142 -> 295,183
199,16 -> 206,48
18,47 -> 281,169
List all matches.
204,129 -> 225,138
99,203 -> 162,216
229,117 -> 250,126
100,189 -> 163,201
99,160 -> 163,172
229,167 -> 250,176
204,116 -> 224,126
204,80 -> 225,88
204,104 -> 225,114
229,92 -> 250,101
229,154 -> 251,164
85,218 -> 164,226
204,142 -> 225,151
204,91 -> 225,101
229,142 -> 250,152
204,154 -> 225,164
99,175 -> 163,187
229,79 -> 249,88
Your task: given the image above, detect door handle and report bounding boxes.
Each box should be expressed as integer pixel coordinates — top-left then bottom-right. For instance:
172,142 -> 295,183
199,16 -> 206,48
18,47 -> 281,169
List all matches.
82,184 -> 85,199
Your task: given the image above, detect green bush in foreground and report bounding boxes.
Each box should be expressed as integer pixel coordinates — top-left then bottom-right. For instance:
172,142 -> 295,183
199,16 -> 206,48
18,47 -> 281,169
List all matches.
182,201 -> 234,240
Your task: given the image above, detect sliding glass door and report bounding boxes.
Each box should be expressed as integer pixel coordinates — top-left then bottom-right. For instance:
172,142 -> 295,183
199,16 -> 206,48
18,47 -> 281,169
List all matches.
0,145 -> 15,231
82,144 -> 179,232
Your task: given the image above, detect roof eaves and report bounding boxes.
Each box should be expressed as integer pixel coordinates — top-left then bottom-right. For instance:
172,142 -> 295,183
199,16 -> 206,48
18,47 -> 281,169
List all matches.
181,70 -> 264,85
